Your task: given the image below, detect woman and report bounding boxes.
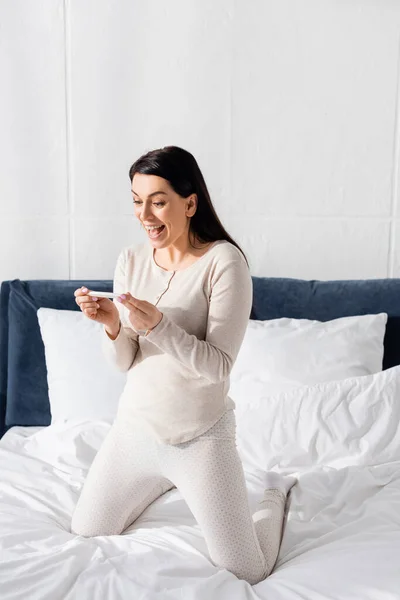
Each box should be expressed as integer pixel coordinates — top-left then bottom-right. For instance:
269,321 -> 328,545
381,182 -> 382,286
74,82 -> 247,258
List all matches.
71,146 -> 295,584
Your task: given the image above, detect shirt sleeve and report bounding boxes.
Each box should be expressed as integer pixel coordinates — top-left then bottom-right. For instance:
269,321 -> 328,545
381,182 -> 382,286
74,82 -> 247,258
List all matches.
144,254 -> 253,383
101,248 -> 140,372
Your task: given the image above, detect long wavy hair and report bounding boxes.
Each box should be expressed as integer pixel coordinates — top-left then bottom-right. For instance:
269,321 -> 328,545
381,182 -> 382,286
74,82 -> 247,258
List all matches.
128,146 -> 248,265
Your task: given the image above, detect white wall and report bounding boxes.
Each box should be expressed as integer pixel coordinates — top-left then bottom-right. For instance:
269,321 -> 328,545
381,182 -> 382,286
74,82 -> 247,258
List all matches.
1,0 -> 400,283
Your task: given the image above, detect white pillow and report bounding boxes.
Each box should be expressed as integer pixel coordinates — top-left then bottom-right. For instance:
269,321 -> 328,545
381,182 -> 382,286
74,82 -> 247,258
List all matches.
235,365 -> 400,475
37,308 -> 127,422
229,313 -> 388,404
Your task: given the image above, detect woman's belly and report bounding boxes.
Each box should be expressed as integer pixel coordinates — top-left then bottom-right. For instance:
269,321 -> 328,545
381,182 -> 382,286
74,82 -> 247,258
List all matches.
115,352 -> 233,444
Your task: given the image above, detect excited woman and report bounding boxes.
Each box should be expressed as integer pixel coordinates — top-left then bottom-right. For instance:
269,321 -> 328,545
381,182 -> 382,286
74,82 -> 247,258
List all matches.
71,145 -> 295,585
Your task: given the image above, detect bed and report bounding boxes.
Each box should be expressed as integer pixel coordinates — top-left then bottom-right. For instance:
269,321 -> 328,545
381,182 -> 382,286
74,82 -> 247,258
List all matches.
1,276 -> 400,600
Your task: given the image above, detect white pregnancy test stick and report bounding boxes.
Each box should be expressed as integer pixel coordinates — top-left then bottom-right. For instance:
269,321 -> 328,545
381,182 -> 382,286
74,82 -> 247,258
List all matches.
87,291 -> 120,299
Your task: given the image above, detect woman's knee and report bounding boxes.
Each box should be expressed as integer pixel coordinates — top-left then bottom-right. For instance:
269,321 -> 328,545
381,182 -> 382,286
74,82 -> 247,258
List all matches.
223,563 -> 268,585
212,553 -> 269,585
70,512 -> 95,537
70,517 -> 120,537
70,506 -> 122,537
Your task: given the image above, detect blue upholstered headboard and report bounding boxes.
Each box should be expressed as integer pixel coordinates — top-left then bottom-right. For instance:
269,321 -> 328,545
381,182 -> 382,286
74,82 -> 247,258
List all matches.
1,277 -> 400,439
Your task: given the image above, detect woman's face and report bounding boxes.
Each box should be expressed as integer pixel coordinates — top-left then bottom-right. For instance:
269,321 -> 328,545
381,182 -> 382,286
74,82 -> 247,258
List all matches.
131,173 -> 196,248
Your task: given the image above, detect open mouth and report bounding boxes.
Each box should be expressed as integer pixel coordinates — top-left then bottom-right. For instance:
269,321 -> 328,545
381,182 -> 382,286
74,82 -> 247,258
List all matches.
146,225 -> 165,239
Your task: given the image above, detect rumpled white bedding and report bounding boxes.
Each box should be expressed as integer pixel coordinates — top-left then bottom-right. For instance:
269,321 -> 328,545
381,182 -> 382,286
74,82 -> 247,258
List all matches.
1,420 -> 400,600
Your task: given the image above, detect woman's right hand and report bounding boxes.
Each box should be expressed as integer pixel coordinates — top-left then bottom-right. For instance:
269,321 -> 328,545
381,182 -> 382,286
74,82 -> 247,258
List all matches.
74,287 -> 120,336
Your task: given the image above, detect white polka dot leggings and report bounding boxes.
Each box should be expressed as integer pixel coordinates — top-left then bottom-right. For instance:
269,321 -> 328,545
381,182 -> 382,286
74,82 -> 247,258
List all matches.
71,409 -> 288,585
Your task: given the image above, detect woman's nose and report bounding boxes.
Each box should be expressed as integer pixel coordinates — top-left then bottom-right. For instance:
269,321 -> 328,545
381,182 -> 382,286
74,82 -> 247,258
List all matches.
141,202 -> 152,220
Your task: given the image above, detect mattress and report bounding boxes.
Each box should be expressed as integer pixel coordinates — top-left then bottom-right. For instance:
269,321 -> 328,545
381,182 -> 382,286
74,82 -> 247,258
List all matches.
1,425 -> 45,442
1,419 -> 399,600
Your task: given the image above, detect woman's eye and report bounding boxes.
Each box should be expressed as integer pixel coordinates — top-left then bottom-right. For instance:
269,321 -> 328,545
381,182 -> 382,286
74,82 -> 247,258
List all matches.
132,200 -> 164,207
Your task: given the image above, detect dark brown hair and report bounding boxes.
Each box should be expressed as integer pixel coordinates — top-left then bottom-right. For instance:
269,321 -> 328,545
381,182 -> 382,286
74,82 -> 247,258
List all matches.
128,146 -> 248,264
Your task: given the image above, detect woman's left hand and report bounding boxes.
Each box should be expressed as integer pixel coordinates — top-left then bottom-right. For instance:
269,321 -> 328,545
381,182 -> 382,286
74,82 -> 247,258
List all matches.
117,292 -> 163,334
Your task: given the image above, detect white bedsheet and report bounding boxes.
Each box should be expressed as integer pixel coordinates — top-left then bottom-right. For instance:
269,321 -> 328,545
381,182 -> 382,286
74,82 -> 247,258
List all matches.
1,421 -> 400,600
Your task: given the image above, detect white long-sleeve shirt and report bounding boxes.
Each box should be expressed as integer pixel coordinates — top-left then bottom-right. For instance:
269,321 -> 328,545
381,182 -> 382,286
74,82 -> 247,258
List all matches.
101,239 -> 253,444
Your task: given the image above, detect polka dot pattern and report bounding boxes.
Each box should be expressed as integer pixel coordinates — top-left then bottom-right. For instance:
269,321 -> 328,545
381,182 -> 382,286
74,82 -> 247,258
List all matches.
71,410 -> 287,584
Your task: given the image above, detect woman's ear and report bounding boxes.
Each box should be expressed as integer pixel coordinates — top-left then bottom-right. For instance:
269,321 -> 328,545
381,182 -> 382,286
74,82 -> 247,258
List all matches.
186,194 -> 197,217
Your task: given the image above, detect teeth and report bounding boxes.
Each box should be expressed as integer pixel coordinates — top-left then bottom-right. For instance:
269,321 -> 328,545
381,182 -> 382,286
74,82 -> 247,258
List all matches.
145,225 -> 163,230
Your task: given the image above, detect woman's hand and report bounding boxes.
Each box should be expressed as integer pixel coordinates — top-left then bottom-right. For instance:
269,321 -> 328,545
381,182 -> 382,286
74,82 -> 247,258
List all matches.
117,292 -> 163,334
74,287 -> 120,332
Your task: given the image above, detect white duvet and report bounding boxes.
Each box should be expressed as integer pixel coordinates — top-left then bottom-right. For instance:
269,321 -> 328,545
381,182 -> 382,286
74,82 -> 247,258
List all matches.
1,367 -> 400,599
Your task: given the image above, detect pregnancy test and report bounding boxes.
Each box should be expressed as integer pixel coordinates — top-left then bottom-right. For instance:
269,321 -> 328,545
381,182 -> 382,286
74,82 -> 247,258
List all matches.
87,291 -> 120,299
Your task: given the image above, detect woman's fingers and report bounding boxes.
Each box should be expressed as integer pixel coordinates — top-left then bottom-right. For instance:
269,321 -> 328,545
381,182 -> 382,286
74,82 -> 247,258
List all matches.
117,293 -> 148,314
74,286 -> 90,298
117,293 -> 162,332
79,301 -> 100,309
82,303 -> 99,318
125,293 -> 149,310
75,295 -> 92,305
115,295 -> 147,328
73,288 -> 100,317
76,298 -> 100,314
84,307 -> 100,318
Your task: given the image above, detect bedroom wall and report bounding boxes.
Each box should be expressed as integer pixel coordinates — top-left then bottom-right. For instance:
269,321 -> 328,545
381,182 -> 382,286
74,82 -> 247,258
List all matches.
1,0 -> 400,283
